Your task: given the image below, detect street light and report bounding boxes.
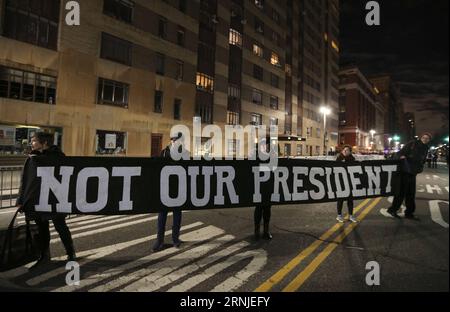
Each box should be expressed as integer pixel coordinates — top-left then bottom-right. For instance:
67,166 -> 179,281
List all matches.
320,106 -> 331,155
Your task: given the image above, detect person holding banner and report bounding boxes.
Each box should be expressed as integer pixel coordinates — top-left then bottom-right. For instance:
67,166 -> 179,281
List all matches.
336,146 -> 358,223
253,138 -> 275,240
18,132 -> 76,270
153,133 -> 187,252
387,133 -> 431,219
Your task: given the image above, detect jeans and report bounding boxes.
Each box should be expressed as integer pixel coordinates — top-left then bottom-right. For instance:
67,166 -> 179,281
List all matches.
156,210 -> 182,243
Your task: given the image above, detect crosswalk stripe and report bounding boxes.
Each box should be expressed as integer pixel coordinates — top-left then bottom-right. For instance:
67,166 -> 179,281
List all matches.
50,215 -> 146,237
50,216 -> 155,244
52,225 -> 222,292
167,240 -> 250,292
89,226 -> 229,292
24,222 -> 204,287
210,249 -> 267,292
121,234 -> 236,292
104,226 -> 226,292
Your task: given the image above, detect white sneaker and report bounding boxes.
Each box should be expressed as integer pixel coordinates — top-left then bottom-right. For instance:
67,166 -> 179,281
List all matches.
349,215 -> 358,223
336,215 -> 344,223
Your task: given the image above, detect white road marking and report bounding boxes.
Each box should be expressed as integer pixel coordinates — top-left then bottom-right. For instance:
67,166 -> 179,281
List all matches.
210,249 -> 268,292
445,187 -> 449,193
118,227 -> 227,292
429,200 -> 449,229
50,215 -> 146,237
426,185 -> 443,195
167,240 -> 251,292
23,222 -> 204,286
49,216 -> 155,244
120,235 -> 236,292
52,224 -> 217,292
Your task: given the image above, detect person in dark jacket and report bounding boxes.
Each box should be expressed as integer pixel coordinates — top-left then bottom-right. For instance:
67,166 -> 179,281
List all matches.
387,133 -> 431,220
336,146 -> 358,223
152,133 -> 187,252
253,139 -> 275,240
18,132 -> 76,270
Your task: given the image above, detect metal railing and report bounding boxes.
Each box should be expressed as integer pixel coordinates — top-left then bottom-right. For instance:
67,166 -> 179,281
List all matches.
0,166 -> 23,209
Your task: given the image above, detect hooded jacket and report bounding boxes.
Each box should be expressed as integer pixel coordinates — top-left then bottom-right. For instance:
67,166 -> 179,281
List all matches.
398,139 -> 429,175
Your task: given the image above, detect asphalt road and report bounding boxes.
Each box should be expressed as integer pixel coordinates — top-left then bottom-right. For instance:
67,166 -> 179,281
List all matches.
0,165 -> 448,292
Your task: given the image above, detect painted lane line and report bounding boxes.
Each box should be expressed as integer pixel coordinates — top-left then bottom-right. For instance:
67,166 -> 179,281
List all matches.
254,199 -> 372,292
429,200 -> 449,229
282,198 -> 382,292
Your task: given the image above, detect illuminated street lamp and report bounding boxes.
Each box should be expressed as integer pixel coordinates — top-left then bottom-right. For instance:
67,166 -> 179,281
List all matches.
320,106 -> 331,155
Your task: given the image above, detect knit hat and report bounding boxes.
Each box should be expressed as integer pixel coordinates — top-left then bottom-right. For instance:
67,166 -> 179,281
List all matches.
421,132 -> 433,140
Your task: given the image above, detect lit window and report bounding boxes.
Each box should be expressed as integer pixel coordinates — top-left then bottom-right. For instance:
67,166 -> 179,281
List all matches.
227,111 -> 240,125
253,43 -> 263,57
229,29 -> 242,47
196,73 -> 214,93
271,52 -> 281,67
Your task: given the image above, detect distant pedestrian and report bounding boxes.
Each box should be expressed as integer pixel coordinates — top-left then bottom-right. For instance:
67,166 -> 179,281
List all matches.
386,133 -> 431,220
432,152 -> 438,169
336,146 -> 358,223
426,152 -> 432,168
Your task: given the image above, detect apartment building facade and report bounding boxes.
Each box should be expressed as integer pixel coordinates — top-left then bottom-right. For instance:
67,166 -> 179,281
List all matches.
0,0 -> 340,158
338,66 -> 385,152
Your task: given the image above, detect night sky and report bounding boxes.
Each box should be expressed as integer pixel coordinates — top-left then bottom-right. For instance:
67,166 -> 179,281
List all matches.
340,0 -> 449,141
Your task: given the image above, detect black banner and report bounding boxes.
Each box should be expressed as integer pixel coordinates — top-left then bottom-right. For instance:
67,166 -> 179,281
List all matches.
21,157 -> 400,215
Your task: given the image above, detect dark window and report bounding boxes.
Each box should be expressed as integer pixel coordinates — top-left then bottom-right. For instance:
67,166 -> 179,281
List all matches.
253,65 -> 263,81
177,26 -> 185,46
158,17 -> 167,39
254,18 -> 264,34
156,53 -> 165,75
252,89 -> 263,105
100,33 -> 132,65
270,95 -> 279,110
3,0 -> 60,50
270,73 -> 279,88
154,90 -> 163,113
174,98 -> 181,120
97,78 -> 129,107
103,0 -> 134,24
178,0 -> 187,12
0,66 -> 56,104
176,61 -> 184,81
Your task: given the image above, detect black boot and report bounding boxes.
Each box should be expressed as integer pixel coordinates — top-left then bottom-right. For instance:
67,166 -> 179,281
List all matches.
29,249 -> 51,271
65,242 -> 77,261
254,223 -> 261,240
262,223 -> 272,240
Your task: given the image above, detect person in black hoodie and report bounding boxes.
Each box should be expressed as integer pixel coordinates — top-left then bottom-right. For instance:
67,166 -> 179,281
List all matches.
18,132 -> 76,270
336,145 -> 358,223
387,133 -> 431,220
